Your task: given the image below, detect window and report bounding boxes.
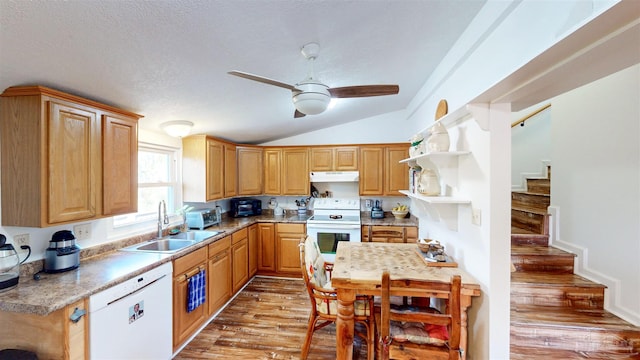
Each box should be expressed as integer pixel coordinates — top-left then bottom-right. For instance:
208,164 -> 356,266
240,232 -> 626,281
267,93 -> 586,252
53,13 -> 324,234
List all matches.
113,143 -> 181,227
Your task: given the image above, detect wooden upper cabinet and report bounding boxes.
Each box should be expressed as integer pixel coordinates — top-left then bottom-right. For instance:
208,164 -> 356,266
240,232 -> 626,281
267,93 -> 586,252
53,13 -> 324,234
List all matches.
48,101 -> 100,223
359,146 -> 384,195
237,146 -> 263,195
281,148 -> 309,195
224,143 -> 237,198
103,113 -> 138,215
310,146 -> 358,171
0,85 -> 141,227
384,145 -> 409,196
182,135 -> 226,202
263,148 -> 281,195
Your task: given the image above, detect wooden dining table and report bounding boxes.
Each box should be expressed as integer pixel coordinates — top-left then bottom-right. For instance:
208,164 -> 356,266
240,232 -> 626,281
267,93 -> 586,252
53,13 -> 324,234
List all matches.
331,242 -> 481,360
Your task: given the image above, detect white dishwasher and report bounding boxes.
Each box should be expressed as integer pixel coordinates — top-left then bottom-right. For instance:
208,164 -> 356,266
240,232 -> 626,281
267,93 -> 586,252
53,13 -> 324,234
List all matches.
89,262 -> 173,360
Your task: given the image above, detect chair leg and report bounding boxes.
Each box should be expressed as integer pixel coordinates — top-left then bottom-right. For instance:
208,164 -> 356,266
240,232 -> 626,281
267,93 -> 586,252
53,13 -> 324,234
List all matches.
301,314 -> 317,359
367,318 -> 375,360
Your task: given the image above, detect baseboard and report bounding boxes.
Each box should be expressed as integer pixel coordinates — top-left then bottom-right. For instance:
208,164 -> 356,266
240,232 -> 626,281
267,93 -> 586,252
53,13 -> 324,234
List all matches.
548,206 -> 640,326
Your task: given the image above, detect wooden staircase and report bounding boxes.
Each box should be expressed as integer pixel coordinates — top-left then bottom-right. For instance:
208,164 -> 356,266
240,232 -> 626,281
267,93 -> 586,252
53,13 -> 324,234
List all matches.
510,168 -> 640,359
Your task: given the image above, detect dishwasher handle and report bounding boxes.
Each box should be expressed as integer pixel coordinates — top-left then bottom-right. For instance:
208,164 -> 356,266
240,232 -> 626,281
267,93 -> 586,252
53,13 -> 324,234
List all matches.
70,307 -> 86,323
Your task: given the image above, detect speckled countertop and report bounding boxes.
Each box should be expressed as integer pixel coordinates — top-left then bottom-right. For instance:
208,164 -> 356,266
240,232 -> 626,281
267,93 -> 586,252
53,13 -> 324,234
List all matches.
0,210 -> 417,316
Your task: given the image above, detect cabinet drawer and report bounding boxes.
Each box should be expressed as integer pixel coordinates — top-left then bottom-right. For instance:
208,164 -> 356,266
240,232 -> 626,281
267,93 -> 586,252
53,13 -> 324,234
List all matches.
370,226 -> 404,237
174,247 -> 207,275
231,227 -> 248,244
208,236 -> 231,257
277,223 -> 305,233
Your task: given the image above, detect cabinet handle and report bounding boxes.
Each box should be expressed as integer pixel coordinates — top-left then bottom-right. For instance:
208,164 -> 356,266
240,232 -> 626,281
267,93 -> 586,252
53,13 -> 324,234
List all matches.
179,265 -> 205,283
69,307 -> 86,323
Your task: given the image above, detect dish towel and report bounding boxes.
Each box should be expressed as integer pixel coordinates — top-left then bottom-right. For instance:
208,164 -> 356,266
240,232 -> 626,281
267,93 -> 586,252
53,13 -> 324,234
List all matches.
187,269 -> 206,313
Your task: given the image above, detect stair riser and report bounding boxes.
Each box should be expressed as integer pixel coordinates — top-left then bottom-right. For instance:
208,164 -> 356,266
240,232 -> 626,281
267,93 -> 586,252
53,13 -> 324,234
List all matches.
511,324 -> 640,353
511,234 -> 549,246
512,192 -> 550,211
511,255 -> 575,273
512,210 -> 546,234
511,284 -> 605,309
526,178 -> 550,195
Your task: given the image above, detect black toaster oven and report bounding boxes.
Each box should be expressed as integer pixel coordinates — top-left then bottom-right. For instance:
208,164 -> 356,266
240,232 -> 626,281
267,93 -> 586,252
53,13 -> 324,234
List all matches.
229,197 -> 262,217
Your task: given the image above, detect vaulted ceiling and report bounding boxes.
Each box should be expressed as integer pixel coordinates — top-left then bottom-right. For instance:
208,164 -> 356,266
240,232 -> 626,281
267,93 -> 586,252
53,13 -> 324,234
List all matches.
0,1 -> 486,144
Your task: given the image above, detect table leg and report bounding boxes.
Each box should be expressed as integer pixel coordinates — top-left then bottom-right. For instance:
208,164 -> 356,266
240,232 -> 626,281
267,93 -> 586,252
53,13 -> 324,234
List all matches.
336,288 -> 356,360
460,295 -> 472,360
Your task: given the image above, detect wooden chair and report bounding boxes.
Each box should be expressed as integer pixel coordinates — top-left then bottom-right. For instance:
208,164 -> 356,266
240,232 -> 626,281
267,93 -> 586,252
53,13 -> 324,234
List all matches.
299,236 -> 375,360
376,271 -> 462,360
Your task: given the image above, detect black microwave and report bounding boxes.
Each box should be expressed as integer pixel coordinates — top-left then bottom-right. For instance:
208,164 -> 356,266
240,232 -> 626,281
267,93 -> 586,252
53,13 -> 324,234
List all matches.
229,197 -> 262,217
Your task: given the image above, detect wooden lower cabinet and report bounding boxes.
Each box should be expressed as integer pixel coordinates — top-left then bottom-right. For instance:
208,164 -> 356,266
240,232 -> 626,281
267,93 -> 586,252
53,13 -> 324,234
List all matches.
208,236 -> 232,316
276,223 -> 305,275
231,228 -> 249,293
248,224 -> 259,277
0,299 -> 88,360
173,247 -> 208,351
363,225 -> 418,243
257,222 -> 276,273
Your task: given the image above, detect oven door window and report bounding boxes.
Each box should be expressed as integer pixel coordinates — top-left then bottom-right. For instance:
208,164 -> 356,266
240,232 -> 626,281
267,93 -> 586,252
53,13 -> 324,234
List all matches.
317,233 -> 350,254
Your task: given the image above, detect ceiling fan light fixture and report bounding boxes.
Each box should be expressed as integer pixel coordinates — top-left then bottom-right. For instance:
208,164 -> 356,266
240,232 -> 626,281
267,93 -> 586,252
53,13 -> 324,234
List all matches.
292,82 -> 330,115
161,120 -> 194,137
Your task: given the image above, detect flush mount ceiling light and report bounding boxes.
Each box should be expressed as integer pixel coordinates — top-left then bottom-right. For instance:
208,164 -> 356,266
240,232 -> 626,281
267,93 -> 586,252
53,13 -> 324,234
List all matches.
161,120 -> 193,137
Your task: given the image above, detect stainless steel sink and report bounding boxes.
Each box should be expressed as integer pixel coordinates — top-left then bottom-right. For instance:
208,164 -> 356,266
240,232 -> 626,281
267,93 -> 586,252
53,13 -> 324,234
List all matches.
169,230 -> 222,241
120,230 -> 223,254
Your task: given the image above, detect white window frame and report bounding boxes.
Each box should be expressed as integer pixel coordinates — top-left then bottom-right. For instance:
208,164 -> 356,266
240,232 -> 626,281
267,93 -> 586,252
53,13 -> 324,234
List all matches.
112,142 -> 182,228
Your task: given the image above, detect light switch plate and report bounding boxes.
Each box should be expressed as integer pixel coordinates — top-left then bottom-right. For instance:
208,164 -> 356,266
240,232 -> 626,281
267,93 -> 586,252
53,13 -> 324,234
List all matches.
472,208 -> 482,226
74,223 -> 91,240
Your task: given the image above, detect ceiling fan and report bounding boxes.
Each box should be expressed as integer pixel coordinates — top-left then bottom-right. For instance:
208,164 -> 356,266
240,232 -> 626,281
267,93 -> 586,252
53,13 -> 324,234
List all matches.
228,42 -> 399,118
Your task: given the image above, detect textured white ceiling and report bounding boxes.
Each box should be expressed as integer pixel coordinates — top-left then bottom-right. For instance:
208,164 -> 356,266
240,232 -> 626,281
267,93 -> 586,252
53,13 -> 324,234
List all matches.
0,0 -> 485,144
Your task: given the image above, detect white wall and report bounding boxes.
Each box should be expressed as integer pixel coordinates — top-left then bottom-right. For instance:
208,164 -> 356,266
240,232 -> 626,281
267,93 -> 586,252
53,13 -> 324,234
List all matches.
511,105 -> 552,189
550,64 -> 640,325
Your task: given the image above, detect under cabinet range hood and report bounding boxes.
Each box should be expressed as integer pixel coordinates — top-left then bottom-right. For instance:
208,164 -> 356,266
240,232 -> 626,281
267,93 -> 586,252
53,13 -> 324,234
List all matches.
310,171 -> 359,183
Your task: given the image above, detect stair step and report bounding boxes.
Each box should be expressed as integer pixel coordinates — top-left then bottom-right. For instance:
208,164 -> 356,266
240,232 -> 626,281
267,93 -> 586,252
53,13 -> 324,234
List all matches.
511,231 -> 549,246
512,208 -> 548,234
511,272 -> 606,309
511,345 -> 639,359
511,245 -> 575,273
512,191 -> 550,212
511,305 -> 640,354
526,178 -> 551,195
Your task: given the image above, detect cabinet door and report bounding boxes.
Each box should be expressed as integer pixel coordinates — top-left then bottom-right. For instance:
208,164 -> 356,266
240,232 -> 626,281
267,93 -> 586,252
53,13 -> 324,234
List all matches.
359,146 -> 384,195
208,249 -> 231,315
103,113 -> 138,215
232,238 -> 249,293
224,143 -> 237,198
48,101 -> 100,223
334,146 -> 359,170
206,139 -> 224,201
248,224 -> 259,277
385,146 -> 409,196
263,149 -> 281,195
281,148 -> 309,195
276,232 -> 303,274
405,226 -> 418,243
309,147 -> 333,171
173,274 -> 206,349
237,146 -> 263,195
257,223 -> 276,272
276,223 -> 305,275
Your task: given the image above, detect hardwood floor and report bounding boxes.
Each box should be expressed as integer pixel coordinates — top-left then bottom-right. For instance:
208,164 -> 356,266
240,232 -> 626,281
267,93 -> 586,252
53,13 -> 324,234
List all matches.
175,276 -> 369,359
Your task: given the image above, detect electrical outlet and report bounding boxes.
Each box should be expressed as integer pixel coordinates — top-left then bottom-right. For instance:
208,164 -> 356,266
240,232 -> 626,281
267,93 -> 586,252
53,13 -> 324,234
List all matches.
74,223 -> 91,240
365,199 -> 372,209
14,234 -> 30,250
472,208 -> 482,226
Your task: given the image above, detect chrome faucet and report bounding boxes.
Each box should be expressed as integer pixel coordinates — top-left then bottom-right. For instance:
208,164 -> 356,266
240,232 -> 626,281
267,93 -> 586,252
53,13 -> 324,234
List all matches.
158,200 -> 169,238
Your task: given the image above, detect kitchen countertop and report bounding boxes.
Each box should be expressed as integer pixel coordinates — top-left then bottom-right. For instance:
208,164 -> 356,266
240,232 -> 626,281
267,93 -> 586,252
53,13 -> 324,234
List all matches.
0,211 -> 417,316
0,213 -> 311,316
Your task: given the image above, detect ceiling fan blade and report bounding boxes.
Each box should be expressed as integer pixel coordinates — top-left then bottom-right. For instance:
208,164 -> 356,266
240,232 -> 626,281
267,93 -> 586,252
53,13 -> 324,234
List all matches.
294,109 -> 306,118
328,85 -> 399,98
228,70 -> 299,91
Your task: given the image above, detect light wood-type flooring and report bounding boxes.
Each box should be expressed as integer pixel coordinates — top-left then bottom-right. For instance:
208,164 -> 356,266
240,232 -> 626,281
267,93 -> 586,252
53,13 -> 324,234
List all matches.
175,276 -> 369,359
